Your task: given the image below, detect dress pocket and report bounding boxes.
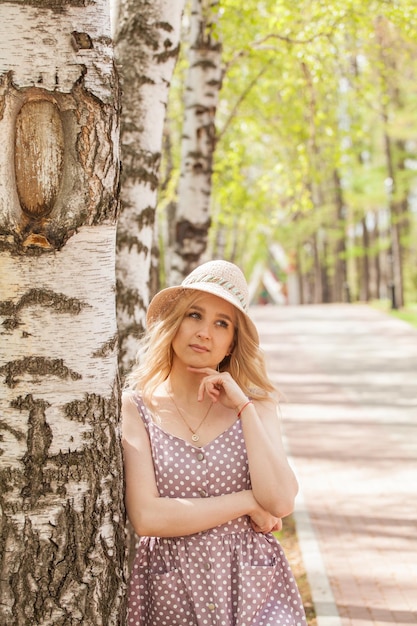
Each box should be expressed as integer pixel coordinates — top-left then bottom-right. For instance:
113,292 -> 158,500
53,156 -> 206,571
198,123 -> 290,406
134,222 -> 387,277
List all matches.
234,563 -> 276,624
148,569 -> 197,626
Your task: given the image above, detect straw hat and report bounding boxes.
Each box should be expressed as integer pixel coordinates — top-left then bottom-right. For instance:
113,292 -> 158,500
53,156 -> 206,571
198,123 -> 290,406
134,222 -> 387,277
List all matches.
147,260 -> 259,344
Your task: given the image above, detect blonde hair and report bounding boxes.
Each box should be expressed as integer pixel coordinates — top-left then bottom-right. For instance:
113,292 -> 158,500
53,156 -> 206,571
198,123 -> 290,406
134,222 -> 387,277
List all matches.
125,290 -> 276,403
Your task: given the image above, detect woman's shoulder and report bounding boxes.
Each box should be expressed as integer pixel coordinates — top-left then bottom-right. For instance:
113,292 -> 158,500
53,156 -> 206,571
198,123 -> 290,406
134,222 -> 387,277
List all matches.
121,388 -> 138,410
122,388 -> 138,400
121,390 -> 151,442
123,386 -> 149,402
123,390 -> 153,419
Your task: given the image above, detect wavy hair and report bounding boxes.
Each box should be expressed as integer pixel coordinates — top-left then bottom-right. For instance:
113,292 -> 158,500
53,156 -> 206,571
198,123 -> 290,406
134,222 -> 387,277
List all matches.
125,289 -> 276,403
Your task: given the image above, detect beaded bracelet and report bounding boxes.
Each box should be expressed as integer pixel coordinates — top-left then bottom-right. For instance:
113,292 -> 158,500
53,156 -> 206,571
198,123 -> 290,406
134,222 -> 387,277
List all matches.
236,399 -> 253,418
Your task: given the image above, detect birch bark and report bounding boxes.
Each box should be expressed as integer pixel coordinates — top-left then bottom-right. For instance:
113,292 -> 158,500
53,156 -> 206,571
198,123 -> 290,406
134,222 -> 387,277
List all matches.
114,0 -> 185,372
169,0 -> 222,285
0,1 -> 124,624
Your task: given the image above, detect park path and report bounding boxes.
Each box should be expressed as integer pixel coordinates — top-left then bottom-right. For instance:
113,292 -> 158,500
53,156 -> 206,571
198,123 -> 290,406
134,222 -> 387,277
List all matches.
250,304 -> 417,626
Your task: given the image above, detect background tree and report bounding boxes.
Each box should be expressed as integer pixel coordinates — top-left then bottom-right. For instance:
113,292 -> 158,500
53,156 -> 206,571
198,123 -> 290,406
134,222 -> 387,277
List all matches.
0,1 -> 125,624
160,0 -> 417,306
114,0 -> 185,373
167,0 -> 223,284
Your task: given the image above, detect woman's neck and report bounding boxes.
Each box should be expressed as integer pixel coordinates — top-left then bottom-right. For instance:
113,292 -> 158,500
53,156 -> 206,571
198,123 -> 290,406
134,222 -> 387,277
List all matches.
166,365 -> 204,404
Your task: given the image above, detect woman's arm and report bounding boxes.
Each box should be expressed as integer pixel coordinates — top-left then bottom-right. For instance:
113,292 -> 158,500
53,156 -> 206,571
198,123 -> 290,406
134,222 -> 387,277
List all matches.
239,398 -> 299,518
191,368 -> 299,519
122,393 -> 278,537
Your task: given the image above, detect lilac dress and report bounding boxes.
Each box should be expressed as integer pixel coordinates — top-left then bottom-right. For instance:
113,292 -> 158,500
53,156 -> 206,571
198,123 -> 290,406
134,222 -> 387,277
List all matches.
127,396 -> 307,626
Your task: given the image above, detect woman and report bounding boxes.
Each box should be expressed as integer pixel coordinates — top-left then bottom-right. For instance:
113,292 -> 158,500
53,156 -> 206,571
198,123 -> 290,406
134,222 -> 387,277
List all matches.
122,260 -> 307,625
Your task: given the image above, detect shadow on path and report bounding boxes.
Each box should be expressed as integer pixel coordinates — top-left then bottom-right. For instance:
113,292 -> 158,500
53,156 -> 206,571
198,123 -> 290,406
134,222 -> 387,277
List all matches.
251,304 -> 417,626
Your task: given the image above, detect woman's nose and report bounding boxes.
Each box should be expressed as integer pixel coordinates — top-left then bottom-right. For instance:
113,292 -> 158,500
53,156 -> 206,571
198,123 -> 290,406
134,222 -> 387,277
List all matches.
196,325 -> 210,339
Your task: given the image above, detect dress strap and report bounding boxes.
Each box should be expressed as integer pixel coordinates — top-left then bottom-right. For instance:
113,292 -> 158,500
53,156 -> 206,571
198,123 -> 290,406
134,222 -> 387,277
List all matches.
131,394 -> 152,430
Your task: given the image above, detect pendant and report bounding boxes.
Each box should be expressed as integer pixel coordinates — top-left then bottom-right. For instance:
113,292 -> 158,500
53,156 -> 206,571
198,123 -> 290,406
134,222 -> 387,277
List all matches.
191,434 -> 200,442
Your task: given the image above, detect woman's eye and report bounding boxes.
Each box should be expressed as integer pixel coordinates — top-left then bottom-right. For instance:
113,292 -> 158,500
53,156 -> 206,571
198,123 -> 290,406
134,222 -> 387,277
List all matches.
216,320 -> 229,329
187,311 -> 201,319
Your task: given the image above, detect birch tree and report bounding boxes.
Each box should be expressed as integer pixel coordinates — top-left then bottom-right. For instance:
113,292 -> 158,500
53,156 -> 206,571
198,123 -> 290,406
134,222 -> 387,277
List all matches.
168,0 -> 223,285
0,2 -> 125,624
114,0 -> 185,373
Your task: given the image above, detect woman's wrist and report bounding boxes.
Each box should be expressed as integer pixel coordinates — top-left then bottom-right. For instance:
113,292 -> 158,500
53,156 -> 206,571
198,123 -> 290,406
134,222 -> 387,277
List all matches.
235,398 -> 253,417
244,489 -> 258,515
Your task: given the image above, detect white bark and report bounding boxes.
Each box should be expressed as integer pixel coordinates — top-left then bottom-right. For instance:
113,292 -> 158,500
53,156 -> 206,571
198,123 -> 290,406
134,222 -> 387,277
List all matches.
0,2 -> 124,624
114,0 -> 185,372
1,227 -> 118,520
0,3 -> 114,103
1,227 -> 117,402
169,0 -> 222,285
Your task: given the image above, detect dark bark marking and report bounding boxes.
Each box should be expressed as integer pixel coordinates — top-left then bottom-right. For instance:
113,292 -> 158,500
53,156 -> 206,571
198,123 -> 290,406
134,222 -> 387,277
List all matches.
117,323 -> 145,376
116,233 -> 149,256
92,333 -> 118,358
192,58 -> 218,70
120,147 -> 161,189
63,392 -> 111,426
155,43 -> 180,63
117,206 -> 154,251
0,356 -> 82,388
155,21 -> 174,33
176,218 -> 211,247
11,395 -> 52,503
115,282 -> 146,318
1,0 -> 89,9
0,419 -> 26,444
1,391 -> 126,624
71,31 -> 94,51
1,288 -> 88,331
135,205 -> 155,230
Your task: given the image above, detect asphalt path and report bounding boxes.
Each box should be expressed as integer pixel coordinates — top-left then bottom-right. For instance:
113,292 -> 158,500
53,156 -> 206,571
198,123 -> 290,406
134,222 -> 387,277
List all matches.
250,303 -> 417,626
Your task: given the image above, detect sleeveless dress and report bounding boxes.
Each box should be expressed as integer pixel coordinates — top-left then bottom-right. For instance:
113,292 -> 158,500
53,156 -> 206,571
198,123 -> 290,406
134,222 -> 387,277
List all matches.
127,395 -> 307,626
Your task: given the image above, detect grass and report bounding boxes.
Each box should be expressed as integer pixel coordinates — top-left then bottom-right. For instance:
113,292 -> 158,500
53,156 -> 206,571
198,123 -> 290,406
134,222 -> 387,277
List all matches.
370,299 -> 417,329
275,515 -> 317,625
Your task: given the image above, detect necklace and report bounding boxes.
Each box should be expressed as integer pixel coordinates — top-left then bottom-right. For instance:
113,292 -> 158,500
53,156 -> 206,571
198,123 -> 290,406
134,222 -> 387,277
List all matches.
167,388 -> 213,443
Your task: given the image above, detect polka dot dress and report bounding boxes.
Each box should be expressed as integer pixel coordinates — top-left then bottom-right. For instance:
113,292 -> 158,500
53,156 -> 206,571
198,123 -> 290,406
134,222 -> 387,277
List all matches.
127,396 -> 307,626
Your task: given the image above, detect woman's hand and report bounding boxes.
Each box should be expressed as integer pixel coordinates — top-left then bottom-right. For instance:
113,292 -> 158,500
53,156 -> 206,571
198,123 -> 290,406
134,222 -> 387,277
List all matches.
250,517 -> 282,534
187,366 -> 247,411
249,505 -> 282,534
246,490 -> 283,534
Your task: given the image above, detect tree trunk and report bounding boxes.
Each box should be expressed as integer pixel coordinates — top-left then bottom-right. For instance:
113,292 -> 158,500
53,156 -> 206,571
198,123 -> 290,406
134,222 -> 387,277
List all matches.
0,2 -> 125,624
295,247 -> 305,305
169,0 -> 222,285
369,212 -> 380,300
332,169 -> 347,302
374,215 -> 382,299
361,217 -> 371,301
312,233 -> 323,304
383,137 -> 404,309
114,0 -> 185,373
321,236 -> 331,303
375,16 -> 404,308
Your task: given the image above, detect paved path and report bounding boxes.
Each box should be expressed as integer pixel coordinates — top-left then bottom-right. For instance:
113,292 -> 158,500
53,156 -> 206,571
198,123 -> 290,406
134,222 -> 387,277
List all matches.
250,304 -> 417,626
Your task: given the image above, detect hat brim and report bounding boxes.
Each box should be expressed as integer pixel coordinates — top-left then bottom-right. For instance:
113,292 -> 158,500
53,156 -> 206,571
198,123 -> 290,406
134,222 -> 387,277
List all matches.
147,284 -> 259,345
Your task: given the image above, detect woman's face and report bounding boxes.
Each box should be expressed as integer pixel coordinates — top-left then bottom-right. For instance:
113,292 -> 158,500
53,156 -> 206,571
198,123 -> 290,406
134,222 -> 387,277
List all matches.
171,293 -> 236,370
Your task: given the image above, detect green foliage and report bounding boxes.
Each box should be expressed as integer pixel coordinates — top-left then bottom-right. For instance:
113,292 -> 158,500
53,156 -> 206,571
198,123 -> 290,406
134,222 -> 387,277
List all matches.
161,0 -> 417,303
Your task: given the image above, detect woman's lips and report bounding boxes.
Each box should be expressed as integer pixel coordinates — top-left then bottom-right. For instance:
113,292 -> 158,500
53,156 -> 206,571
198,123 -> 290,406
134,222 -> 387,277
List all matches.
189,344 -> 209,353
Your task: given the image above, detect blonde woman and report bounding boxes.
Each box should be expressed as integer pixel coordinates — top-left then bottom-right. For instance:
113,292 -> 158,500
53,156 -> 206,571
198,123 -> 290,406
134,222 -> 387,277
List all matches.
122,260 -> 306,625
